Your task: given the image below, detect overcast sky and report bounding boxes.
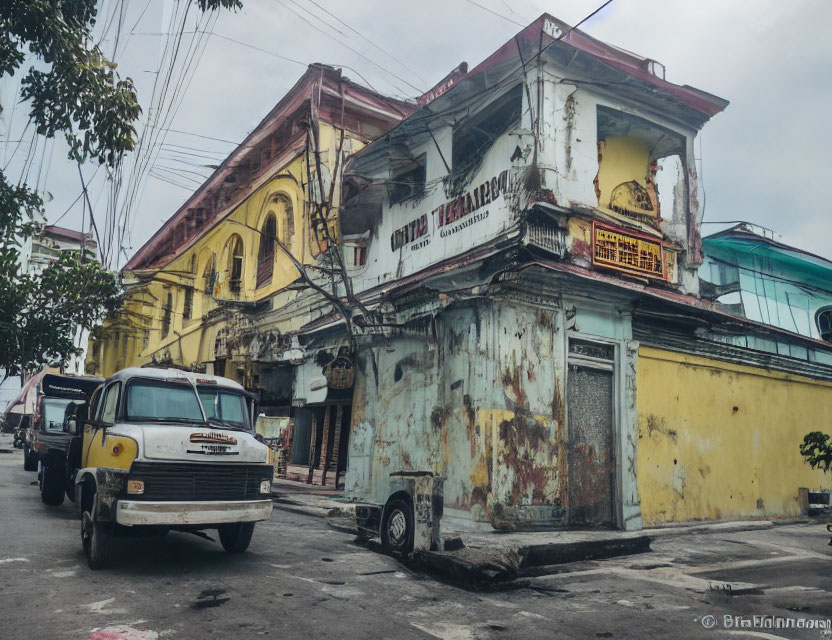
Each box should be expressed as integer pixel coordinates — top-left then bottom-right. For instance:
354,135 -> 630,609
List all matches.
2,0 -> 830,264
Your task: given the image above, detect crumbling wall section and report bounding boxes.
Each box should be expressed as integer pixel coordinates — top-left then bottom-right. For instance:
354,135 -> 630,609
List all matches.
346,298 -> 568,530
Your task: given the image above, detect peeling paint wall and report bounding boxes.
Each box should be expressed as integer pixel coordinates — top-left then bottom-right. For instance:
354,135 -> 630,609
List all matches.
540,69 -> 703,290
637,345 -> 832,524
346,295 -> 641,531
346,300 -> 566,528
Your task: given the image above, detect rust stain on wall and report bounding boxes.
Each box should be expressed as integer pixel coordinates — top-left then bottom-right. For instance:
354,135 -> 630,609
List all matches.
497,414 -> 557,505
501,366 -> 529,410
463,394 -> 478,458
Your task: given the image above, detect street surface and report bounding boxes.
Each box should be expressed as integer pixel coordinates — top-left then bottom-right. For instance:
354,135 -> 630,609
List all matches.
1,433 -> 831,640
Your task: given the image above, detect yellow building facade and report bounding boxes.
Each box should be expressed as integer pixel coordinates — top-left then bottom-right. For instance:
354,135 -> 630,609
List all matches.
637,345 -> 832,524
87,65 -> 412,385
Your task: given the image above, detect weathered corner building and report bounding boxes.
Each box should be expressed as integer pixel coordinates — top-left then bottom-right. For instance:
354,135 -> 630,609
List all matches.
324,14 -> 832,537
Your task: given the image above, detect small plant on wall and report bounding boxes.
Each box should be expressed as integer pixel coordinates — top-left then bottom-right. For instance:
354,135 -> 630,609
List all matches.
800,432 -> 832,473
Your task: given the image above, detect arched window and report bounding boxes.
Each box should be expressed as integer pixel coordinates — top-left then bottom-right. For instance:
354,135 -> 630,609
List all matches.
161,292 -> 173,336
202,252 -> 216,296
225,235 -> 245,295
257,214 -> 276,288
817,307 -> 832,342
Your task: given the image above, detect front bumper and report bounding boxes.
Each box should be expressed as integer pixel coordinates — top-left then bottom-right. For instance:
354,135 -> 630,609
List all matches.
115,499 -> 273,526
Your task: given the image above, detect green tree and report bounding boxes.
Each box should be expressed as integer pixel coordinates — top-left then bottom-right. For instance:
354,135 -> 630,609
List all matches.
800,431 -> 832,473
0,0 -> 241,379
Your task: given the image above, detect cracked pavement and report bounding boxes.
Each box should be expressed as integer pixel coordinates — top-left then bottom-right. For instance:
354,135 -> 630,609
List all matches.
1,434 -> 831,639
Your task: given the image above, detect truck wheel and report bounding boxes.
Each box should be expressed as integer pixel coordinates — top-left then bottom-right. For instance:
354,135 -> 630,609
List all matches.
81,493 -> 113,570
381,498 -> 414,556
218,522 -> 255,553
23,446 -> 37,471
40,463 -> 66,506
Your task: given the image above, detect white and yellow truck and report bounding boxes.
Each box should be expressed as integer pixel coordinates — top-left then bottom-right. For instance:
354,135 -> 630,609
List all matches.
68,367 -> 274,569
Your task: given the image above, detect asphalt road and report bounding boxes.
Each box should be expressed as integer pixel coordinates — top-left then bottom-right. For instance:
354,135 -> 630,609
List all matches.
1,433 -> 832,640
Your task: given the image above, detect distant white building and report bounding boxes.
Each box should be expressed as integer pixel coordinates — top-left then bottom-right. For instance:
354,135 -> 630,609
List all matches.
0,224 -> 97,411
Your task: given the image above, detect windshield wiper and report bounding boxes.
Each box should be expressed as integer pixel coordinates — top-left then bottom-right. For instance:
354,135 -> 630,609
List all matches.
129,416 -> 203,424
205,417 -> 247,431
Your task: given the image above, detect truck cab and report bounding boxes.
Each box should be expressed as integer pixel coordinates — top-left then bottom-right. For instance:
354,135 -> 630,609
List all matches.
71,367 -> 274,569
25,373 -> 103,505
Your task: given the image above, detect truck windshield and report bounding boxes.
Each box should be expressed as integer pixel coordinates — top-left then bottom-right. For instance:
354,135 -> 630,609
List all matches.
125,379 -> 204,424
42,398 -> 74,432
197,386 -> 250,430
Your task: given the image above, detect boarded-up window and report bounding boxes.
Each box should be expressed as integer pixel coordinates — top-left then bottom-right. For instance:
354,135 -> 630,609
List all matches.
257,214 -> 276,288
226,235 -> 244,295
183,287 -> 194,320
202,253 -> 216,296
161,292 -> 173,336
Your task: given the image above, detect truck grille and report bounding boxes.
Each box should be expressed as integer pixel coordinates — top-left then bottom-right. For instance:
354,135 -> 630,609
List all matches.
127,462 -> 273,501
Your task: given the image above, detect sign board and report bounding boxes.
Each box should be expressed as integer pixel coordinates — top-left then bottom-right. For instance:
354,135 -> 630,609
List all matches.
592,222 -> 665,280
417,63 -> 468,108
352,134 -> 520,294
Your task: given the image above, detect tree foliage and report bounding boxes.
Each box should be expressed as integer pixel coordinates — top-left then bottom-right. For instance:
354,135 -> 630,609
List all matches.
799,431 -> 832,473
0,0 -> 242,377
0,248 -> 122,378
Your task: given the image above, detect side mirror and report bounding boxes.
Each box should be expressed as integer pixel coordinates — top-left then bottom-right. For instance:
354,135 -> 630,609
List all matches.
66,404 -> 88,434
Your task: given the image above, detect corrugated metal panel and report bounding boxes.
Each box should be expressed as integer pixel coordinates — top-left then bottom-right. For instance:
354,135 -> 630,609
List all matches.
567,365 -> 614,525
633,320 -> 832,381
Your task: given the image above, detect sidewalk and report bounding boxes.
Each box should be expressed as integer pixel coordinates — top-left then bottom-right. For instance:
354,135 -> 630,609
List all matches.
422,520 -> 783,586
268,483 -> 821,586
270,478 -> 356,518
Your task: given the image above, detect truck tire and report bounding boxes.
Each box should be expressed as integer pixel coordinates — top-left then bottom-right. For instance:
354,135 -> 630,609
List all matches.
40,463 -> 66,506
381,498 -> 414,556
81,492 -> 113,570
218,522 -> 255,553
23,446 -> 37,471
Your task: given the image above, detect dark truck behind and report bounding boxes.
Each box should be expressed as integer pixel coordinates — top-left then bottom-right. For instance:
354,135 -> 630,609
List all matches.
25,373 -> 103,505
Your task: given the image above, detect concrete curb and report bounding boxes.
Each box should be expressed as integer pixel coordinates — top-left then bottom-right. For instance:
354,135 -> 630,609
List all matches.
273,501 -> 332,518
271,495 -> 357,519
412,535 -> 654,588
643,520 -> 774,538
327,518 -> 362,536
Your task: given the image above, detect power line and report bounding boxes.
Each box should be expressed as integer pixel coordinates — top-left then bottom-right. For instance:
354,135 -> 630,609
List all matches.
548,0 -> 614,50
272,0 -> 423,95
209,32 -> 307,68
285,0 -> 346,36
118,5 -> 219,268
152,164 -> 213,180
299,0 -> 429,86
149,170 -> 199,192
161,142 -> 229,156
159,151 -> 221,166
460,0 -> 525,27
164,127 -> 241,145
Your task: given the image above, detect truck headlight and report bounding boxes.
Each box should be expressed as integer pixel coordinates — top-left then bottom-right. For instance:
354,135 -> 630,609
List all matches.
127,480 -> 144,495
260,479 -> 271,495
